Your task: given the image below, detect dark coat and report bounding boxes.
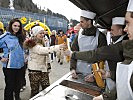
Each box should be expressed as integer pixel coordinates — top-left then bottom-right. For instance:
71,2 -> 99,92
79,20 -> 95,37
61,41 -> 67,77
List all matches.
71,40 -> 133,92
50,35 -> 56,46
70,26 -> 107,71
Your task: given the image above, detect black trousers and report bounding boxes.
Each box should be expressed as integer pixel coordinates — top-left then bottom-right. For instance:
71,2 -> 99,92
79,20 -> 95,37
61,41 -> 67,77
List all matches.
21,64 -> 27,88
3,67 -> 23,100
51,51 -> 56,60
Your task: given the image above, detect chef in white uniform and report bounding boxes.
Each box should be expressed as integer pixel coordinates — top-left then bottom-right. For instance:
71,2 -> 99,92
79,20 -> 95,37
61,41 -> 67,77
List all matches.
116,0 -> 133,100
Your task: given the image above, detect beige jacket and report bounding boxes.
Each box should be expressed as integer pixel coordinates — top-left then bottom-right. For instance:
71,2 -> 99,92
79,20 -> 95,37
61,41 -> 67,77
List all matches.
28,44 -> 60,72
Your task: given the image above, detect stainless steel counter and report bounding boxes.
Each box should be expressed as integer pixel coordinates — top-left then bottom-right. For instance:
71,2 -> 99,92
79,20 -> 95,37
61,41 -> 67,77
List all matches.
31,85 -> 93,100
30,72 -> 101,100
60,73 -> 101,96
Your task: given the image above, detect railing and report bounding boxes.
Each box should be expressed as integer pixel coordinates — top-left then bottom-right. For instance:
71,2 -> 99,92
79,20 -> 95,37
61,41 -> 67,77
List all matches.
0,7 -> 68,32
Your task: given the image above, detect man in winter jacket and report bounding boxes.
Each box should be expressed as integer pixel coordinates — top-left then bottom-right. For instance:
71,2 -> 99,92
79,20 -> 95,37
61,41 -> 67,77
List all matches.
70,10 -> 107,82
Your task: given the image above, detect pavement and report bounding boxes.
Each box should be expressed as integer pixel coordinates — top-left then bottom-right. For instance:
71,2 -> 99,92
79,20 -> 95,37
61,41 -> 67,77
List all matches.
0,58 -> 70,100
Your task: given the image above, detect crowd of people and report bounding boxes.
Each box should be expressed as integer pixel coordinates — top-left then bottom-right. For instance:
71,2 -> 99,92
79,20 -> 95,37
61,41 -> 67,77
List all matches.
0,0 -> 133,100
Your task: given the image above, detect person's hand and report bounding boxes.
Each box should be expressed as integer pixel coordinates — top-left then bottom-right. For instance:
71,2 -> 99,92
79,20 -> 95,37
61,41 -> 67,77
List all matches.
64,49 -> 72,57
93,95 -> 103,100
71,69 -> 78,79
59,43 -> 67,50
47,63 -> 51,73
96,69 -> 111,79
0,58 -> 8,63
84,74 -> 94,82
44,38 -> 48,42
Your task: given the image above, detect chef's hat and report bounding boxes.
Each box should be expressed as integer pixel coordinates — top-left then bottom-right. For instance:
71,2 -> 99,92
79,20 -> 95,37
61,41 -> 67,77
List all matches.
81,10 -> 96,19
112,17 -> 125,25
127,0 -> 133,12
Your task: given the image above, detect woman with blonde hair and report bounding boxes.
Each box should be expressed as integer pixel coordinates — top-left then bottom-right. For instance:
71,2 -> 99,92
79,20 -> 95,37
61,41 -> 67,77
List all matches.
23,26 -> 66,97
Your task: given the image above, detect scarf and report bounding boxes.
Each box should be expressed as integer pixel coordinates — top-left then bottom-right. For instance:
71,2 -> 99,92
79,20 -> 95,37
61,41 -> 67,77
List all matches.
111,35 -> 122,43
82,26 -> 97,36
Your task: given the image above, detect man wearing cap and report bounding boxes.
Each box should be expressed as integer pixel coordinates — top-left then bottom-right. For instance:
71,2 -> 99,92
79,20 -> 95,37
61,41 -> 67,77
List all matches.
104,16 -> 128,88
70,10 -> 107,82
110,17 -> 128,44
95,17 -> 128,100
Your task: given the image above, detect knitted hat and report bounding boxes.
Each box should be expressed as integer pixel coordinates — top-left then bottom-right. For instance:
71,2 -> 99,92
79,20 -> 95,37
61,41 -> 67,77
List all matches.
112,17 -> 125,25
31,26 -> 44,36
81,10 -> 96,19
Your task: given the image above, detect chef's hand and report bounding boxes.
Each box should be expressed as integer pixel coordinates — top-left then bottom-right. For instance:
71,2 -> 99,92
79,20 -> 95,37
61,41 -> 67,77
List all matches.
93,95 -> 103,100
96,69 -> 111,79
84,74 -> 94,82
71,69 -> 78,79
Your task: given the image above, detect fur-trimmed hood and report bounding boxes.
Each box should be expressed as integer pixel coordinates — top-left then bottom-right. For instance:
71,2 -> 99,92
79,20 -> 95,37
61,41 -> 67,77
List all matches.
23,38 -> 36,49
